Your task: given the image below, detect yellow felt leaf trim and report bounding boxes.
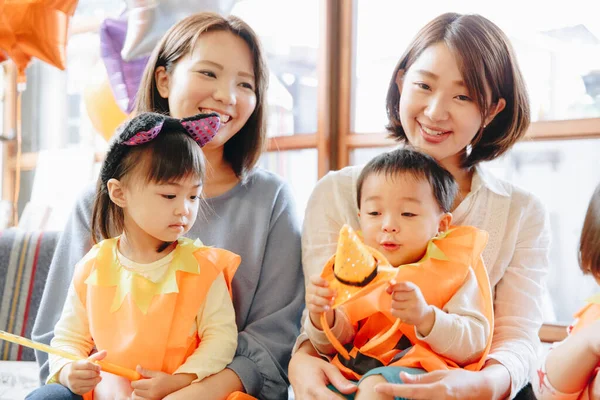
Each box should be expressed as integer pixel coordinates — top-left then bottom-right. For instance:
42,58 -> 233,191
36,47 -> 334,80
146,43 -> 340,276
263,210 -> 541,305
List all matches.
85,237 -> 204,314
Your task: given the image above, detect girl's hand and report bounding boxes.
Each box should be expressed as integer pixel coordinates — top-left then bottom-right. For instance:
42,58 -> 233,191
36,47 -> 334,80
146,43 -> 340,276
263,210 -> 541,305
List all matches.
59,350 -> 106,395
130,366 -> 195,400
289,342 -> 357,400
387,281 -> 435,336
306,274 -> 336,330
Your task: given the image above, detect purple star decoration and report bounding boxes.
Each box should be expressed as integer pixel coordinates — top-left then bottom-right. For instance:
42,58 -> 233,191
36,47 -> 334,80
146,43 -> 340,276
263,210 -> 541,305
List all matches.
100,16 -> 149,114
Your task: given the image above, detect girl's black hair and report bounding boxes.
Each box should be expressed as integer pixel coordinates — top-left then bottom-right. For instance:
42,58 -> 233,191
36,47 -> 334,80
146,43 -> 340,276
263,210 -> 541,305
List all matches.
91,112 -> 205,245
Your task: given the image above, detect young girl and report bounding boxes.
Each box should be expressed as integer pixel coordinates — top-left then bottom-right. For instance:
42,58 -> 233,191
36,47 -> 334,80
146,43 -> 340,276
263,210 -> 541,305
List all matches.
28,112 -> 240,400
32,13 -> 304,400
290,12 -> 550,400
305,148 -> 493,399
533,182 -> 600,400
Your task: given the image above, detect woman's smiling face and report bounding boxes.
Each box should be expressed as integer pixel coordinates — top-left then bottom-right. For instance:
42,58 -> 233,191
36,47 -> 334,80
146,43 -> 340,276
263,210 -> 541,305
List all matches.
398,42 -> 491,167
156,30 -> 257,152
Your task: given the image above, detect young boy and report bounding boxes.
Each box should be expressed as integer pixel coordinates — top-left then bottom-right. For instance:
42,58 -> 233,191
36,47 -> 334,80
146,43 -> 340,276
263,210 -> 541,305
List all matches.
304,147 -> 493,399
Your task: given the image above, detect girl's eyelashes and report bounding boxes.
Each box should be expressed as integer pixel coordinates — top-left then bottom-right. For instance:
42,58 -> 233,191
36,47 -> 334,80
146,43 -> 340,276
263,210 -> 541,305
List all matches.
162,194 -> 176,199
401,212 -> 417,217
239,82 -> 254,90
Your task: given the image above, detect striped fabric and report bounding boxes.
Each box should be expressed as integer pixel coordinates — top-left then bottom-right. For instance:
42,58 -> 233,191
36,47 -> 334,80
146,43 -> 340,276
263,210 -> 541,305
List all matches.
0,229 -> 59,361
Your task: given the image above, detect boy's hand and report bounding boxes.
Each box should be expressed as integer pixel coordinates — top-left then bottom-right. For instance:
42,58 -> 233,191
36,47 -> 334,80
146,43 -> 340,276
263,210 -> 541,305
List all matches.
59,350 -> 106,395
130,366 -> 195,400
387,281 -> 435,336
306,274 -> 336,330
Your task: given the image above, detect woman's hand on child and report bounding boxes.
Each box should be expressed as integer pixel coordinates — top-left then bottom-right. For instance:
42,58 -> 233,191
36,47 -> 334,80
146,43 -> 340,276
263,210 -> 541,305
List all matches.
130,366 -> 195,400
59,350 -> 106,395
306,274 -> 336,330
388,281 -> 435,336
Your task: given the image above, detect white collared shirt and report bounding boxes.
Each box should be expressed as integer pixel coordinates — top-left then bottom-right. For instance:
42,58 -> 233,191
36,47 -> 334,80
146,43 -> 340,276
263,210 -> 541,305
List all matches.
300,164 -> 551,398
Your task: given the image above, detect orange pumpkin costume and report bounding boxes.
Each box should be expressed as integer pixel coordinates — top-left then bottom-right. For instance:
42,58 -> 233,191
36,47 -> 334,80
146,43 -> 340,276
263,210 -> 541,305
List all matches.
318,225 -> 494,380
52,237 -> 240,400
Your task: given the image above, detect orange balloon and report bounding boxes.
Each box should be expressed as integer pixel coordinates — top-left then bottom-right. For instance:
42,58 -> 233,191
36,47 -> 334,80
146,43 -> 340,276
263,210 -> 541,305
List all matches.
0,0 -> 79,81
83,63 -> 128,141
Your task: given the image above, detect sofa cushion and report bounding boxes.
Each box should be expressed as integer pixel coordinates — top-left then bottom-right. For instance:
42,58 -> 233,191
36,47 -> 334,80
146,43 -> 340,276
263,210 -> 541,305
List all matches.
0,229 -> 59,361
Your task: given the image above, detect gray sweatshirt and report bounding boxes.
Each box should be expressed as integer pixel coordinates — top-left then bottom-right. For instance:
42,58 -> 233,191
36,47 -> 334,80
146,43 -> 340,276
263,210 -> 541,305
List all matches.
31,168 -> 305,400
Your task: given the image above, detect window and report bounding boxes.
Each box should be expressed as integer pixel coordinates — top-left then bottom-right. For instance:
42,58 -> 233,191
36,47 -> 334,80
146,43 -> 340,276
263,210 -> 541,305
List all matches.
486,138 -> 600,323
353,0 -> 600,134
260,149 -> 318,222
232,0 -> 320,136
232,0 -> 321,220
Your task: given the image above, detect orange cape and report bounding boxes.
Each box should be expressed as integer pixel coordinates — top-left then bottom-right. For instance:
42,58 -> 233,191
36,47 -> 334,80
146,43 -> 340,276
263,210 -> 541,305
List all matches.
73,237 -> 239,399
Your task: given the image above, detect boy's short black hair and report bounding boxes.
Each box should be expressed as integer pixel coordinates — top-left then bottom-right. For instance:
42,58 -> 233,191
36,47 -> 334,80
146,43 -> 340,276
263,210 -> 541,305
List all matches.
356,147 -> 458,213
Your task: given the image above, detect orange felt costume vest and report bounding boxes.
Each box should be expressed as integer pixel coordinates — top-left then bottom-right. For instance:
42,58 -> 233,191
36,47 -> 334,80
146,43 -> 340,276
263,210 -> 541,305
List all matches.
326,226 -> 494,380
72,237 -> 240,400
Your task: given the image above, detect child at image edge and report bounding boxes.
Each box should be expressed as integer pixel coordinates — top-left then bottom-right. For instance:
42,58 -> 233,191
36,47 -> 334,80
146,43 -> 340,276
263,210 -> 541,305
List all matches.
534,182 -> 600,400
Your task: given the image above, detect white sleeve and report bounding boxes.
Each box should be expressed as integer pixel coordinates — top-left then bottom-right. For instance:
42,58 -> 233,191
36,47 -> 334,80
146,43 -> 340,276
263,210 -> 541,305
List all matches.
415,268 -> 490,365
174,273 -> 237,382
304,309 -> 355,356
487,195 -> 550,398
47,283 -> 94,384
294,168 -> 361,352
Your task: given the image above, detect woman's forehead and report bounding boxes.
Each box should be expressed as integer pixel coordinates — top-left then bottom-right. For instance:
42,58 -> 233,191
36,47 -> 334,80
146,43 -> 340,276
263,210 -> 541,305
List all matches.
187,30 -> 255,74
407,43 -> 463,83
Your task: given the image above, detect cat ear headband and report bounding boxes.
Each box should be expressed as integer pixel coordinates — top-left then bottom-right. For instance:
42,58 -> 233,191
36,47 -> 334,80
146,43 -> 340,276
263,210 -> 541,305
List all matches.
120,112 -> 220,147
100,112 -> 220,187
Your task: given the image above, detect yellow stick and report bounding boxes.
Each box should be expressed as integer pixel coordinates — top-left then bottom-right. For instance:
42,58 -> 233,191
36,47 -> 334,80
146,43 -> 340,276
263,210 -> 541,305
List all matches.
0,330 -> 141,381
